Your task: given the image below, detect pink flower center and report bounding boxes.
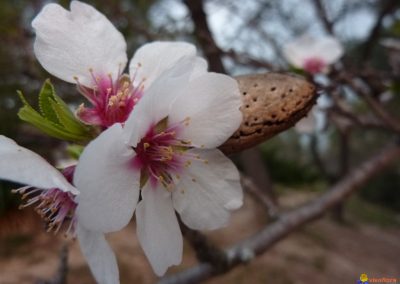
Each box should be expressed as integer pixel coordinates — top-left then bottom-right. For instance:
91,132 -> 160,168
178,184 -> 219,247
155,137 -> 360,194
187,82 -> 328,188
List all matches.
12,166 -> 77,236
131,117 -> 204,190
303,57 -> 326,74
76,70 -> 143,128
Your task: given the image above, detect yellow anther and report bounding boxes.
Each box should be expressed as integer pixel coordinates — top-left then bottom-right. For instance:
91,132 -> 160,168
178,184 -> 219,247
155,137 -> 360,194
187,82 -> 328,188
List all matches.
143,142 -> 150,150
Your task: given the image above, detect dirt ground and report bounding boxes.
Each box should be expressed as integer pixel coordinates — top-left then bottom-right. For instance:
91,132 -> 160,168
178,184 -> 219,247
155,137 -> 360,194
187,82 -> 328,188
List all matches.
0,192 -> 399,284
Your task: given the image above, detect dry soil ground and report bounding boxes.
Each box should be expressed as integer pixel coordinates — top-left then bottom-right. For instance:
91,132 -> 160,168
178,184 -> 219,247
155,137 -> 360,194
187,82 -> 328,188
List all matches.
0,191 -> 399,284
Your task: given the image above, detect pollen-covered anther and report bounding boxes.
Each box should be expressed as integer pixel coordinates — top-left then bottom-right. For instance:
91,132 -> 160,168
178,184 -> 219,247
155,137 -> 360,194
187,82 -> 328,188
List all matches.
12,186 -> 77,236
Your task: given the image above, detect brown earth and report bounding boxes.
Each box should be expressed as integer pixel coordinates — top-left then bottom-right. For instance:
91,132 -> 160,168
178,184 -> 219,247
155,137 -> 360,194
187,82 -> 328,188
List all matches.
0,192 -> 399,284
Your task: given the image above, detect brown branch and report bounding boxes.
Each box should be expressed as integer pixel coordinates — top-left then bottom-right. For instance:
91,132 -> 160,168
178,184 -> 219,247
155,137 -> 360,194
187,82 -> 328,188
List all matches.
361,0 -> 399,61
183,0 -> 226,73
241,175 -> 279,218
225,49 -> 279,71
184,0 -> 278,208
342,77 -> 400,133
180,221 -> 228,272
311,0 -> 334,34
159,142 -> 400,284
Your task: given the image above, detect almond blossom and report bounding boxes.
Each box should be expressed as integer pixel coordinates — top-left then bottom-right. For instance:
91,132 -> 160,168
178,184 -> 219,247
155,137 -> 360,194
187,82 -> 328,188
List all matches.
283,34 -> 344,74
32,1 -> 204,129
0,136 -> 78,234
74,43 -> 244,277
0,135 -> 120,284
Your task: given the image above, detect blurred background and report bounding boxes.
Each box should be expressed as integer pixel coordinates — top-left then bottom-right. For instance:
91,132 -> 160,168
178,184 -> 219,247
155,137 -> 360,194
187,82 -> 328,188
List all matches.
0,0 -> 399,283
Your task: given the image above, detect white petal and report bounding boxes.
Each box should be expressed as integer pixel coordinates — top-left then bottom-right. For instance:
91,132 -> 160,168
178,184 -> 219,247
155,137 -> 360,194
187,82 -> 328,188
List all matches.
129,41 -> 204,90
77,224 -> 119,284
74,124 -> 139,233
173,149 -> 243,230
0,136 -> 78,194
32,1 -> 127,87
168,73 -> 242,148
313,36 -> 344,64
191,58 -> 208,80
136,185 -> 182,276
124,56 -> 196,146
283,35 -> 343,67
283,35 -> 316,67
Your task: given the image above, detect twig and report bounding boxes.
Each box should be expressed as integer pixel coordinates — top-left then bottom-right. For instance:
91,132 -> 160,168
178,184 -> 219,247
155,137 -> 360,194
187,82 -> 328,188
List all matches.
311,0 -> 334,34
183,0 -> 226,73
361,0 -> 399,61
35,243 -> 69,284
180,221 -> 228,272
159,142 -> 400,284
342,77 -> 400,133
184,0 -> 278,207
241,175 -> 279,218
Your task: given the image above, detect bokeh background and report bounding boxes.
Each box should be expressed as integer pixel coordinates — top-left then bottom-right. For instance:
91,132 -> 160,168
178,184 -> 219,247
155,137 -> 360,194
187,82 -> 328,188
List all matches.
0,0 -> 399,283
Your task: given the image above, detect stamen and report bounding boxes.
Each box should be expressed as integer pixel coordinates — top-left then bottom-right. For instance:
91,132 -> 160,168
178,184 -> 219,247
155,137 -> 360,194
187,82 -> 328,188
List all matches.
76,69 -> 143,128
12,166 -> 77,237
132,117 -> 200,190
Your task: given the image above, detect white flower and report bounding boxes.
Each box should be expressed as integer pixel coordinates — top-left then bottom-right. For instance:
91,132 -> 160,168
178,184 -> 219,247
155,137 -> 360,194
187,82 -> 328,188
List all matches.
74,43 -> 244,276
0,135 -> 120,284
0,136 -> 78,195
283,35 -> 344,74
32,1 -> 207,128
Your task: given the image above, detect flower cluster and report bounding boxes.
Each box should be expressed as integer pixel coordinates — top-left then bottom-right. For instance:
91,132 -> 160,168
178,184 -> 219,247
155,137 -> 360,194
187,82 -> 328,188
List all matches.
0,1 -> 243,283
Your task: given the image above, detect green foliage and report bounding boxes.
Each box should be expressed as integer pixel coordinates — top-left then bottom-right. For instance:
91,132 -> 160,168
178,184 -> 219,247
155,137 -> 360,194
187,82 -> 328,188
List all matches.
360,169 -> 400,211
260,134 -> 321,185
17,80 -> 95,143
348,195 -> 400,227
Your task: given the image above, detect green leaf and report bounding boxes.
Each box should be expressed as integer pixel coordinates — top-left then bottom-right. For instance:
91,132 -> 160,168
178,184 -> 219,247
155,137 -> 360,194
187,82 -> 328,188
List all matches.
50,100 -> 90,135
38,79 -> 60,124
17,81 -> 95,143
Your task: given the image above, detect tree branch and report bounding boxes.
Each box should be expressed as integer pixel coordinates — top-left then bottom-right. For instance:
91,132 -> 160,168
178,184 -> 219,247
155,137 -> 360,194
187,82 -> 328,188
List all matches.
159,142 -> 400,284
361,0 -> 399,61
183,0 -> 226,73
311,0 -> 334,34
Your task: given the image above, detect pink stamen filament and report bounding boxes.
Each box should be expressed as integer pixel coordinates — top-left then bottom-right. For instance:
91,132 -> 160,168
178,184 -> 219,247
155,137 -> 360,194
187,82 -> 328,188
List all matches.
12,167 -> 77,237
132,117 -> 207,190
75,68 -> 144,128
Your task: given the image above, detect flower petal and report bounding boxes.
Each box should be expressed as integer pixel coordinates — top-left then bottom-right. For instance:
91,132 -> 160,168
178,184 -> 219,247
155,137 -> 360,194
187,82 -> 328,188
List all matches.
129,41 -> 204,90
283,35 -> 343,68
313,36 -> 344,64
173,149 -> 243,230
74,124 -> 139,233
136,185 -> 182,276
77,224 -> 119,284
0,136 -> 78,194
124,55 -> 196,146
168,73 -> 242,148
32,1 -> 127,87
283,35 -> 316,67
